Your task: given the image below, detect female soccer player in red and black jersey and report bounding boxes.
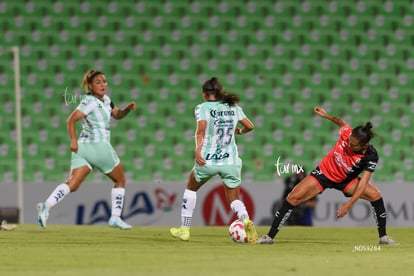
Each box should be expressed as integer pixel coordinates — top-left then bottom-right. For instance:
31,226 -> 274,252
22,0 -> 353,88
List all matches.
258,107 -> 399,245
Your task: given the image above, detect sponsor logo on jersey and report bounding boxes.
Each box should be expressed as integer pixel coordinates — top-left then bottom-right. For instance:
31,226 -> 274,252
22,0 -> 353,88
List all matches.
210,109 -> 235,118
205,149 -> 230,161
214,118 -> 234,126
333,151 -> 353,172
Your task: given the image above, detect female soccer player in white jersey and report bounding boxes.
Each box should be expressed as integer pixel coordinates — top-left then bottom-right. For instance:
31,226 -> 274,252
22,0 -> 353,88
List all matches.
257,107 -> 398,245
170,77 -> 258,243
36,69 -> 136,230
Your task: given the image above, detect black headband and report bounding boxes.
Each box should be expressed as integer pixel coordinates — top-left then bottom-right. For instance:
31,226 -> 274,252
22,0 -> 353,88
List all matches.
87,71 -> 103,83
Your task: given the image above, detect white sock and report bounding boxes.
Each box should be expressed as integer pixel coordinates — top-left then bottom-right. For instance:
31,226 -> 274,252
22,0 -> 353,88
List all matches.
111,187 -> 125,217
45,183 -> 71,209
230,199 -> 249,221
181,189 -> 197,228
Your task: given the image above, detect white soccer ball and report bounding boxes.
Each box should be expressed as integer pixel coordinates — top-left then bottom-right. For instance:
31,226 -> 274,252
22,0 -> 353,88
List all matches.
228,219 -> 248,243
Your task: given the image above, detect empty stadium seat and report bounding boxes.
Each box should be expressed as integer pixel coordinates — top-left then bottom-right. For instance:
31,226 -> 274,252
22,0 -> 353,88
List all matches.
0,0 -> 412,182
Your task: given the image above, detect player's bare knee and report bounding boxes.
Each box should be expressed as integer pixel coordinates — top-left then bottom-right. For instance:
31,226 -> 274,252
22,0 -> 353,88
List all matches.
363,188 -> 381,202
371,189 -> 382,201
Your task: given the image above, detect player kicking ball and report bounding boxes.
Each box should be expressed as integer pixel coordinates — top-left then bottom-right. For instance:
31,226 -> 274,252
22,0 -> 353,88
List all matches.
170,77 -> 258,243
258,106 -> 398,245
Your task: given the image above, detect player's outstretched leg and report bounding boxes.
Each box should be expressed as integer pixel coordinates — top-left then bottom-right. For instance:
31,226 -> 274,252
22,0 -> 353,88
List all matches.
257,200 -> 294,245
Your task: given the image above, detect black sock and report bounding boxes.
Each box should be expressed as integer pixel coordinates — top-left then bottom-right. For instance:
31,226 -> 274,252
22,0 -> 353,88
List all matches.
268,200 -> 295,239
370,198 -> 387,238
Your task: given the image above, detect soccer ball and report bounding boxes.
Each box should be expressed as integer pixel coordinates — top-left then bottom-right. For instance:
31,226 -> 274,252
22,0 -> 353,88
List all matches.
228,219 -> 248,243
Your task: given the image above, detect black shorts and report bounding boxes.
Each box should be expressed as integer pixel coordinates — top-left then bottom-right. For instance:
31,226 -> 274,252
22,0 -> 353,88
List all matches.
310,167 -> 359,196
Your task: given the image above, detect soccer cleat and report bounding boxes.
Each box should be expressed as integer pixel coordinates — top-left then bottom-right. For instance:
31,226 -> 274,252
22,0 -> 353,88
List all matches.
256,234 -> 274,245
108,216 -> 132,230
0,220 -> 17,231
36,202 -> 49,229
243,218 -> 258,244
170,227 -> 190,241
379,235 -> 399,245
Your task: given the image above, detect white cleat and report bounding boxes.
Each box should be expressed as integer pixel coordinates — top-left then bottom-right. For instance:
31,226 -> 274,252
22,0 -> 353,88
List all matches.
36,202 -> 49,229
257,234 -> 274,245
379,235 -> 399,245
108,216 -> 132,230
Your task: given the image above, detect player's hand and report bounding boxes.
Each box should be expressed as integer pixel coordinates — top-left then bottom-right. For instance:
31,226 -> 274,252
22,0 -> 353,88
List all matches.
70,140 -> 79,153
195,151 -> 206,166
336,203 -> 351,218
127,102 -> 136,111
314,106 -> 329,118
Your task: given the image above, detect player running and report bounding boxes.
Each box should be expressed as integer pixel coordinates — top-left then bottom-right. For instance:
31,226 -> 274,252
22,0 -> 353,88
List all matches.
170,77 -> 258,243
36,69 -> 136,230
258,106 -> 398,245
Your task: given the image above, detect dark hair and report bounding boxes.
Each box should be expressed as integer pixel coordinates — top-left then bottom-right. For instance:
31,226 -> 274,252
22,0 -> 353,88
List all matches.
351,122 -> 376,144
202,77 -> 240,106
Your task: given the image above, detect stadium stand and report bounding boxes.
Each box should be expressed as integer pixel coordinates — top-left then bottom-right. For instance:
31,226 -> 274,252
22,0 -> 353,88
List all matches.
0,0 -> 413,182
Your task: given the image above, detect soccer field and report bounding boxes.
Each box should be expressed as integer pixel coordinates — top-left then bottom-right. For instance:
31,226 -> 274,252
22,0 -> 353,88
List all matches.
0,225 -> 412,276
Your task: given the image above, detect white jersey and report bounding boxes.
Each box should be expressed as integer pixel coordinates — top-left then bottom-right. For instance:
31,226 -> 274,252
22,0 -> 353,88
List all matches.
195,100 -> 247,165
76,94 -> 113,143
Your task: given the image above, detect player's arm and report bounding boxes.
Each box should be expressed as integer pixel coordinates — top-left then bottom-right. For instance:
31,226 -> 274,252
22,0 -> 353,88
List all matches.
195,120 -> 207,166
314,106 -> 347,127
336,171 -> 371,218
236,117 -> 254,135
112,102 -> 136,120
66,109 -> 86,153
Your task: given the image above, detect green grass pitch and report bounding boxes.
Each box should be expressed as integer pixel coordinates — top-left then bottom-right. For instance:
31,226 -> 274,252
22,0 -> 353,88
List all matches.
0,225 -> 413,276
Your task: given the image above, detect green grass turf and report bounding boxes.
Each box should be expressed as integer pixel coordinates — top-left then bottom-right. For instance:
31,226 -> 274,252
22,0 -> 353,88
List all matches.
0,225 -> 412,276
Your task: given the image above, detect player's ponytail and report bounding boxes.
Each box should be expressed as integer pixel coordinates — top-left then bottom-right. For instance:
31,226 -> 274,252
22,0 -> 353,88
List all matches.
202,77 -> 240,106
221,92 -> 240,106
352,122 -> 376,145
